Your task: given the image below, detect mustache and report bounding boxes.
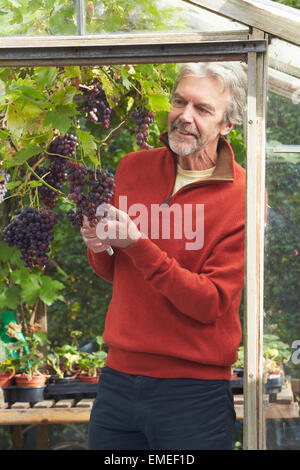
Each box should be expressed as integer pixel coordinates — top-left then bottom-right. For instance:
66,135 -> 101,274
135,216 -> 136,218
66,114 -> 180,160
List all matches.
171,120 -> 200,138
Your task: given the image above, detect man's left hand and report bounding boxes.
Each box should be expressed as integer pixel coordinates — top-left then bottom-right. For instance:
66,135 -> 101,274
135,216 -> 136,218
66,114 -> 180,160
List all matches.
95,203 -> 142,249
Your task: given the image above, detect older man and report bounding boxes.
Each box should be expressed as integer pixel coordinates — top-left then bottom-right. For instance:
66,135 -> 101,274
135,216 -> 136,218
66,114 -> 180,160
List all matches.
82,62 -> 247,450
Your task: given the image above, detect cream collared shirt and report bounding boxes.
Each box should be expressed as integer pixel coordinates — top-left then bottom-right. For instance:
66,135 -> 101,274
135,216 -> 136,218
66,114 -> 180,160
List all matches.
171,164 -> 216,196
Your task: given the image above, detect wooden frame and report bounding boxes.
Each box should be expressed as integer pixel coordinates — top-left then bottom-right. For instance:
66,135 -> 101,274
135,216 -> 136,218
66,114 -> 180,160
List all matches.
244,29 -> 268,450
0,35 -> 265,67
0,29 -> 270,450
183,0 -> 300,46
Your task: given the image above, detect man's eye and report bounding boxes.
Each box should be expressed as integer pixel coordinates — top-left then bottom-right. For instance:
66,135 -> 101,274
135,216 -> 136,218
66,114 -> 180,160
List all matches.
172,98 -> 184,106
197,107 -> 209,114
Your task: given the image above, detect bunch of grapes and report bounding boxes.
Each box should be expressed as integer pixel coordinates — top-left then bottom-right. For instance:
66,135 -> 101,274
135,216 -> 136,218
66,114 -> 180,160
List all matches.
2,206 -> 58,269
85,84 -> 112,129
132,108 -> 155,150
48,133 -> 78,162
34,133 -> 79,209
0,169 -> 10,203
66,163 -> 115,227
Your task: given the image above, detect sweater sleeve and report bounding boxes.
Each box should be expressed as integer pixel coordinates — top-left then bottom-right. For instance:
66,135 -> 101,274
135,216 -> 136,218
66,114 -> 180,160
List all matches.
123,225 -> 245,325
87,247 -> 115,284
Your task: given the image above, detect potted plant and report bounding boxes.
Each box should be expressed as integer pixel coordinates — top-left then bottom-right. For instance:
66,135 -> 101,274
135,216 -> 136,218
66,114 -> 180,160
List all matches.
78,335 -> 107,383
78,350 -> 107,383
12,331 -> 50,386
2,332 -> 50,403
47,330 -> 82,384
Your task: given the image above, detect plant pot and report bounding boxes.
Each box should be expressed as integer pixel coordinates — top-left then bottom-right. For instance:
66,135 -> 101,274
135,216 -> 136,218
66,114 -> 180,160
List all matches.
79,374 -> 99,384
15,374 -> 47,387
49,375 -> 79,385
2,385 -> 46,404
0,373 -> 14,387
233,367 -> 244,378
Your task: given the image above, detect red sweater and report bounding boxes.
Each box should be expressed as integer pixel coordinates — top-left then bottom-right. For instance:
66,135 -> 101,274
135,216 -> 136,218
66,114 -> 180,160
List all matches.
87,136 -> 245,380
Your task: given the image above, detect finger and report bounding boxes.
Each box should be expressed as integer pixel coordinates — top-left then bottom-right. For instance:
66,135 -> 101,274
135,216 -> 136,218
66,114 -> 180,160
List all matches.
96,203 -> 111,218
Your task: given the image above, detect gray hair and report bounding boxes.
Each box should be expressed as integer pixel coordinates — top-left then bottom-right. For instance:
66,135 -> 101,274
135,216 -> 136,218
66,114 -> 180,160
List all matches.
173,62 -> 247,125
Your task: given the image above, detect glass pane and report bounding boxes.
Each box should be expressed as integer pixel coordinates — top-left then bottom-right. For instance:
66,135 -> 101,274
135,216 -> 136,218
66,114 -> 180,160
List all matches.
264,88 -> 300,449
0,0 -> 248,37
0,0 -> 78,37
269,38 -> 300,80
84,0 -> 248,35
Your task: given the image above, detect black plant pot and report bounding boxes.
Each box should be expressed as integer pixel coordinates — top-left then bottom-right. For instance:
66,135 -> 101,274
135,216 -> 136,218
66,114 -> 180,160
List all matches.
3,386 -> 45,404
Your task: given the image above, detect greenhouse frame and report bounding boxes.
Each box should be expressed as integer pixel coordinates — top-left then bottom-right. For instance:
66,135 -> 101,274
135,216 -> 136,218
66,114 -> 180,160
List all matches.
0,0 -> 299,451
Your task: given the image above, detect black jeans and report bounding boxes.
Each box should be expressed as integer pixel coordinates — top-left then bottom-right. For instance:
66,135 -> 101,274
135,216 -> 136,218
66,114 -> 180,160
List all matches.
88,366 -> 236,450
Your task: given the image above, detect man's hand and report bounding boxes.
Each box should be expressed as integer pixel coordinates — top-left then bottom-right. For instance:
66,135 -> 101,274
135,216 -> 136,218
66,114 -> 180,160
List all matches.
95,203 -> 142,249
80,215 -> 112,253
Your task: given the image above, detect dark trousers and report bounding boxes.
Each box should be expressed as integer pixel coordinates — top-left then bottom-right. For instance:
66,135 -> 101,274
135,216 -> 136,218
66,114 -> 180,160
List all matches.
88,366 -> 236,450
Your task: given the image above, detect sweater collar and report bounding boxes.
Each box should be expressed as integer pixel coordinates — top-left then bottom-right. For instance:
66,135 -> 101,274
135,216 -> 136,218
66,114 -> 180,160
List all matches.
159,132 -> 234,182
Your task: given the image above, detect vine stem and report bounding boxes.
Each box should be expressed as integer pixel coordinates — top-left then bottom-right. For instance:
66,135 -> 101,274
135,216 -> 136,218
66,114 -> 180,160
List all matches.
24,161 -> 65,196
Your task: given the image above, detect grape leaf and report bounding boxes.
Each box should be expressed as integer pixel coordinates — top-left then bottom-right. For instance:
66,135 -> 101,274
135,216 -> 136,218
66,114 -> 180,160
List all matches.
43,108 -> 72,136
148,93 -> 170,112
34,67 -> 58,89
39,276 -> 64,306
77,129 -> 97,157
21,274 -> 42,306
13,144 -> 42,164
0,285 -> 21,310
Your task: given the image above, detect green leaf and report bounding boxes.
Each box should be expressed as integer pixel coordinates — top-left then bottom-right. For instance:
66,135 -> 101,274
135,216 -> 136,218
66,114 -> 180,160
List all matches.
21,274 -> 42,306
148,93 -> 170,112
4,181 -> 22,190
13,144 -> 42,164
6,103 -> 26,138
34,67 -> 58,89
39,276 -> 64,306
0,285 -> 21,310
0,243 -> 17,263
10,84 -> 45,102
64,66 -> 81,79
43,108 -> 72,135
77,129 -> 97,157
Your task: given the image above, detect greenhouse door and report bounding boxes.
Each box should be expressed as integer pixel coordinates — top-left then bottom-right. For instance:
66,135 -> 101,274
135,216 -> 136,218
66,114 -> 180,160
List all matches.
0,30 -> 268,450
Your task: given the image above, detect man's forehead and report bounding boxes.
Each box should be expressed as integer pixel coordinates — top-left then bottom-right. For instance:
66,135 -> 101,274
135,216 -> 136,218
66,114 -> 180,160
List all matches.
175,75 -> 229,105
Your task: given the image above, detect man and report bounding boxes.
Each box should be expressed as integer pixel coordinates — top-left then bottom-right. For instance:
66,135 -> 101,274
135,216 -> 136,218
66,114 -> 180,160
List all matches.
81,62 -> 247,450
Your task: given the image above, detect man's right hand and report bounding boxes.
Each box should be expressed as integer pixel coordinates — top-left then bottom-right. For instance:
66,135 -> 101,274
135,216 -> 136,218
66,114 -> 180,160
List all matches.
80,215 -> 111,253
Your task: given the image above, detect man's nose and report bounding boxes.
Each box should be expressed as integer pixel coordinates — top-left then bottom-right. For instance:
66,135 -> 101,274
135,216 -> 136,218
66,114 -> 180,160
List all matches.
179,103 -> 194,122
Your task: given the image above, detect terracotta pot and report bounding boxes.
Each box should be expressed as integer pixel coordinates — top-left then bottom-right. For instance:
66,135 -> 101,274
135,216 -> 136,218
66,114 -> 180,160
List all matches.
0,373 -> 14,387
15,374 -> 47,387
79,374 -> 99,384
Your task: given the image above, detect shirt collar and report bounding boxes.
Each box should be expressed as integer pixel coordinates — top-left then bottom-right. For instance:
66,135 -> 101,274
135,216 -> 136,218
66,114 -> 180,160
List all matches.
159,132 -> 234,182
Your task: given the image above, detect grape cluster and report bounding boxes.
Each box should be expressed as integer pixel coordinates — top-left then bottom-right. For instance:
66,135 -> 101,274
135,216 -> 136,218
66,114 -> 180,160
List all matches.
86,84 -> 112,129
132,108 -> 155,150
48,133 -> 78,161
35,134 -> 78,209
2,206 -> 58,268
0,169 -> 10,203
66,163 -> 115,227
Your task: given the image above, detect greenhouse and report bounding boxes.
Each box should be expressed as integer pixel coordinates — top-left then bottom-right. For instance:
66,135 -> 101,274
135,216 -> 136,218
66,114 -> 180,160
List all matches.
0,0 -> 299,452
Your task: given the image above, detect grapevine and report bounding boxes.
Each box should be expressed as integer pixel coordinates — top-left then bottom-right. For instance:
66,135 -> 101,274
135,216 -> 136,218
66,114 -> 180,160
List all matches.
33,133 -> 79,209
132,108 -> 155,150
67,163 -> 115,227
2,132 -> 115,269
0,169 -> 10,203
2,206 -> 58,269
84,83 -> 112,129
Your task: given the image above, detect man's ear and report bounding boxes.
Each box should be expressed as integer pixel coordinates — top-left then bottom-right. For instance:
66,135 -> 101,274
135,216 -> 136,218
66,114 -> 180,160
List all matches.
220,122 -> 234,136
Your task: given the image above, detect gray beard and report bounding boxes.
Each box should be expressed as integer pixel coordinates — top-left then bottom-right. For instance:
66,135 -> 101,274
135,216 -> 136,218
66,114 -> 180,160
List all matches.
168,132 -> 200,157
